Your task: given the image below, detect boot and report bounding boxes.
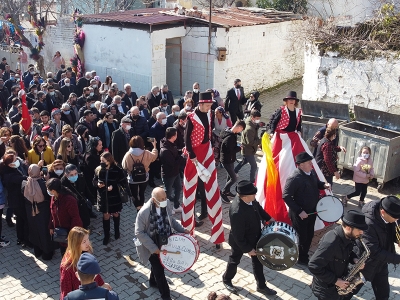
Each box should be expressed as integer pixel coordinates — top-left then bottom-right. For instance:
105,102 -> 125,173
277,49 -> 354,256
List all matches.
113,215 -> 120,240
103,219 -> 110,245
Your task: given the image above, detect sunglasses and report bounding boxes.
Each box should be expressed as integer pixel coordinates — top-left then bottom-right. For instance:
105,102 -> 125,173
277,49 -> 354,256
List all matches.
37,144 -> 45,148
67,144 -> 73,147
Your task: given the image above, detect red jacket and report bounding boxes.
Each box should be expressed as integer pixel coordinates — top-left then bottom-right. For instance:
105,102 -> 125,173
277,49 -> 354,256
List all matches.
49,193 -> 82,230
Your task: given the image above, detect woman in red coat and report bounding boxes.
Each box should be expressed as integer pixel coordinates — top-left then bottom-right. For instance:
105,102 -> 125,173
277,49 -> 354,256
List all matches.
47,178 -> 82,256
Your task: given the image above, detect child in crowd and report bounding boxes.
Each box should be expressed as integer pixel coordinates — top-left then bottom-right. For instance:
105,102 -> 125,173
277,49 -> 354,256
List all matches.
343,146 -> 374,207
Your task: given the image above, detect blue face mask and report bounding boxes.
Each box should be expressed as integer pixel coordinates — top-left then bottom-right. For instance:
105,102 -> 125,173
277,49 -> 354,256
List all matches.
68,175 -> 78,183
10,77 -> 15,81
47,190 -> 54,197
64,110 -> 70,115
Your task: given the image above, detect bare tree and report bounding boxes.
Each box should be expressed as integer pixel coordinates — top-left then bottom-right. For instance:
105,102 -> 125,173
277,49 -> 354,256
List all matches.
59,0 -> 138,15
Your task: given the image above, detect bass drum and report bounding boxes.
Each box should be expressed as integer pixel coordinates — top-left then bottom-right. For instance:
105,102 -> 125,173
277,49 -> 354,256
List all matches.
160,234 -> 200,273
256,222 -> 299,270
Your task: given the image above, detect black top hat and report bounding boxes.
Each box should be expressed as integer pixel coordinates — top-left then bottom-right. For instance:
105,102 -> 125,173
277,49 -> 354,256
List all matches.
295,152 -> 313,164
381,196 -> 400,219
283,91 -> 299,101
342,210 -> 368,230
236,180 -> 257,195
199,92 -> 213,103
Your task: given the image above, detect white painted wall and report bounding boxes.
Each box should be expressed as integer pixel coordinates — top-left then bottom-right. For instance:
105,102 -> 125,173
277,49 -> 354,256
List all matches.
307,0 -> 380,25
82,24 -> 152,96
214,20 -> 304,95
302,46 -> 400,113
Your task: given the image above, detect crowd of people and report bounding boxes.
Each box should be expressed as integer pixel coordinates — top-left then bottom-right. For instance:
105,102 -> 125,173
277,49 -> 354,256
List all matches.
0,57 -> 399,300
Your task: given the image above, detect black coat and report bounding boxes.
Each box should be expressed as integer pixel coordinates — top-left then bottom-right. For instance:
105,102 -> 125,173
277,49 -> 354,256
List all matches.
61,174 -> 93,229
146,92 -> 161,110
229,196 -> 272,253
94,164 -> 126,213
1,160 -> 29,209
224,87 -> 246,114
219,129 -> 240,164
61,111 -> 76,127
60,85 -> 77,101
130,115 -> 149,140
282,168 -> 326,215
161,90 -> 174,107
359,200 -> 400,281
22,179 -> 53,254
111,128 -> 130,165
97,120 -> 118,149
122,92 -> 138,109
0,86 -> 10,110
76,78 -> 90,97
308,226 -> 358,300
159,138 -> 184,177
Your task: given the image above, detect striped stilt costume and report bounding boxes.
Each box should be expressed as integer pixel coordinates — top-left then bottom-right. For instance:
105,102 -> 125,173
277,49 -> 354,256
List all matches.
182,92 -> 225,244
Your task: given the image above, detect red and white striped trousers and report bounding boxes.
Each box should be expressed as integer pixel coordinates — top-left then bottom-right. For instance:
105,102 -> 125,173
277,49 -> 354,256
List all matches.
182,141 -> 225,244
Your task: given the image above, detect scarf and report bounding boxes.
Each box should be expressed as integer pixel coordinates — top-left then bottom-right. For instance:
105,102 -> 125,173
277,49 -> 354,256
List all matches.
103,122 -> 111,148
23,164 -> 45,216
149,201 -> 171,246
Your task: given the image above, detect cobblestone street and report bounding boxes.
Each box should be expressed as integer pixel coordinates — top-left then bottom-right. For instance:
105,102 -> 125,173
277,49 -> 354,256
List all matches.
2,79 -> 400,300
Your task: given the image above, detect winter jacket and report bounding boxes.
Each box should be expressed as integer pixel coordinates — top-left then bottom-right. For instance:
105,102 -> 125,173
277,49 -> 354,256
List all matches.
240,118 -> 260,156
129,115 -> 149,140
352,156 -> 375,184
48,193 -> 82,232
220,129 -> 241,164
159,138 -> 184,177
122,148 -> 158,183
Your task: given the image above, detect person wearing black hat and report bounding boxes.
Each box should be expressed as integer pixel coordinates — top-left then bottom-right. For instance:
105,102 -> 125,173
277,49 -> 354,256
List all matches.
64,253 -> 119,300
110,116 -> 134,165
222,180 -> 277,296
182,91 -> 225,247
308,210 -> 367,300
224,78 -> 246,124
282,151 -> 330,265
343,196 -> 400,300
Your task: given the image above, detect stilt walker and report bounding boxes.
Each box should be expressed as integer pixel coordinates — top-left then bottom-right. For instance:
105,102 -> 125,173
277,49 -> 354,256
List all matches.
182,92 -> 225,246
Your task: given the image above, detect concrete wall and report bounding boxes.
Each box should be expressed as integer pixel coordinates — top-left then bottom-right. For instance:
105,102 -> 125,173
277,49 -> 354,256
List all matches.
214,20 -> 304,95
307,0 -> 380,25
302,46 -> 400,113
83,23 -> 153,96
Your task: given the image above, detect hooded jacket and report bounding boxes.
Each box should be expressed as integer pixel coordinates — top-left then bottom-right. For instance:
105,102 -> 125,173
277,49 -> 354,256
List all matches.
240,118 -> 260,156
219,129 -> 241,164
159,138 -> 184,177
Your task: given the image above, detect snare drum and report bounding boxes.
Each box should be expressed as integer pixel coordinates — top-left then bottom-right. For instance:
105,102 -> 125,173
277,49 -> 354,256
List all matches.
160,234 -> 200,273
316,196 -> 344,223
256,222 -> 299,270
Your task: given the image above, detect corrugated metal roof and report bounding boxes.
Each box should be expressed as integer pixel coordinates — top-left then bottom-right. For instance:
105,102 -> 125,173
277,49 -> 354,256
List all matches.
82,7 -> 300,28
82,8 -> 187,25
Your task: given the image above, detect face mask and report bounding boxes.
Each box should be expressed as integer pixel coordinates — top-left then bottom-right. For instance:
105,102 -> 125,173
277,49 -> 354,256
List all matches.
92,85 -> 97,88
64,110 -> 70,115
100,162 -> 107,169
30,72 -> 35,75
71,101 -> 76,106
47,190 -> 54,197
155,198 -> 168,208
68,175 -> 78,183
50,91 -> 55,96
10,77 -> 15,81
54,169 -> 64,176
65,83 -> 70,87
235,85 -> 241,89
10,159 -> 20,168
185,106 -> 191,110
132,115 -> 139,120
254,119 -> 261,124
125,125 -> 132,131
156,92 -> 160,96
84,132 -> 89,138
193,89 -> 199,93
139,105 -> 144,111
34,90 -> 38,94
90,103 -> 95,108
161,119 -> 167,125
362,153 -> 369,159
89,92 -> 94,96
117,103 -> 121,107
174,111 -> 180,116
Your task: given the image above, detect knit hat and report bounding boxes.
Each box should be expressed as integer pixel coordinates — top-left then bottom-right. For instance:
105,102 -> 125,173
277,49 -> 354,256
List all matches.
51,108 -> 61,118
77,253 -> 101,275
76,125 -> 87,136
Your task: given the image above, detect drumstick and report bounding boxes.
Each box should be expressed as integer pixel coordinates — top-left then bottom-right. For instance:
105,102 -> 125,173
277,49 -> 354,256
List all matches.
162,250 -> 181,255
307,209 -> 328,215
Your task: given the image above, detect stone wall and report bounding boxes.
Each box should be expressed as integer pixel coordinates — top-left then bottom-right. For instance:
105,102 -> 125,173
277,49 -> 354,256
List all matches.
302,46 -> 400,114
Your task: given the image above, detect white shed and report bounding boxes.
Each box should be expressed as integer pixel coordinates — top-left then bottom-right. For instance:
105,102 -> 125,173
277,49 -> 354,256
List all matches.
82,7 -> 304,97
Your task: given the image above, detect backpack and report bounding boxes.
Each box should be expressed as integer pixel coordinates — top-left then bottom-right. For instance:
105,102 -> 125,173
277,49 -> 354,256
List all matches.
131,153 -> 147,183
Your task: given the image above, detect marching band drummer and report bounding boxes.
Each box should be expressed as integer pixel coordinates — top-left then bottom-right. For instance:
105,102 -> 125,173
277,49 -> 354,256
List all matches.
346,195 -> 400,300
222,180 -> 277,296
308,210 -> 368,300
282,152 -> 330,265
135,187 -> 188,300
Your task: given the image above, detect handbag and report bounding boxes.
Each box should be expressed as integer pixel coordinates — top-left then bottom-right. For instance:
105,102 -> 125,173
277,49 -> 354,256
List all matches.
118,184 -> 129,203
52,201 -> 69,243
